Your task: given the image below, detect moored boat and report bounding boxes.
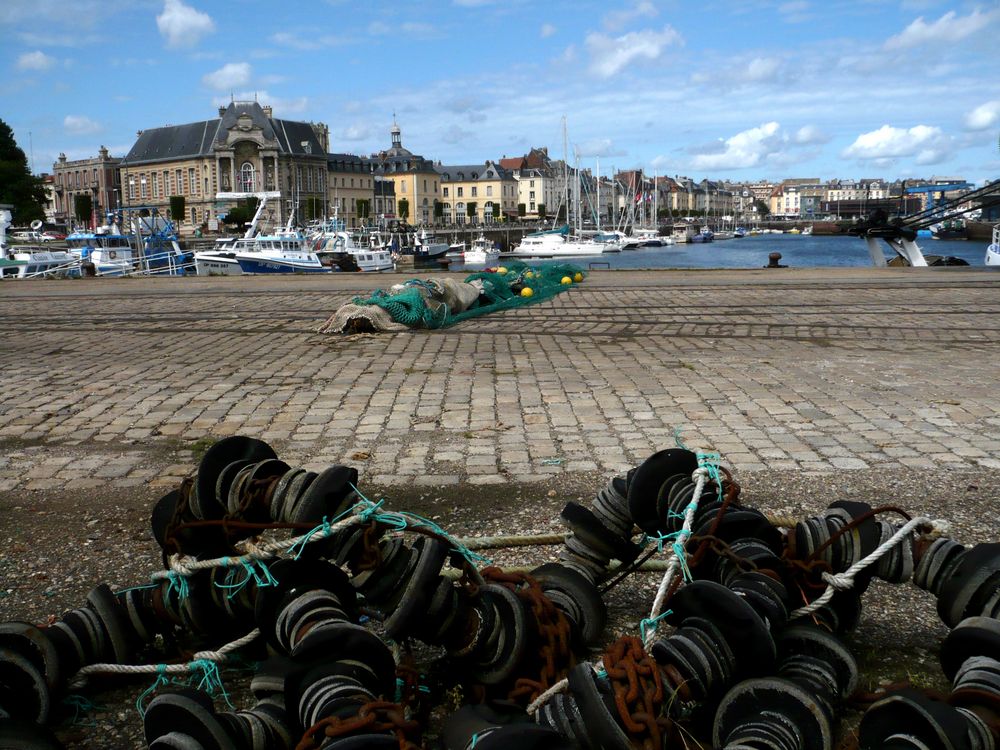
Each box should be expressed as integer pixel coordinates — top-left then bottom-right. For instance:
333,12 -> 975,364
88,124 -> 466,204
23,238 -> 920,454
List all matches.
463,233 -> 500,265
986,224 -> 1000,267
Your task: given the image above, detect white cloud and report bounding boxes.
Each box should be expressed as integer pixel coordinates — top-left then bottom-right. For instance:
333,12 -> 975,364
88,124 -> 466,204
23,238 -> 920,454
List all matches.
339,125 -> 370,141
540,23 -> 556,38
586,26 -> 682,79
793,125 -> 830,145
965,100 -> 1000,131
202,62 -> 251,90
576,138 -> 625,158
270,32 -> 350,50
63,115 -> 102,135
156,0 -> 215,48
740,57 -> 782,82
603,1 -> 657,32
691,122 -> 785,169
842,124 -> 951,165
778,1 -> 810,23
368,20 -> 390,35
17,51 -> 56,71
885,8 -> 996,50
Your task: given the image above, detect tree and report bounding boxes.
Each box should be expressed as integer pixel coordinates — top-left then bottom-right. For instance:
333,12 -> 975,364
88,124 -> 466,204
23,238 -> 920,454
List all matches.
753,199 -> 770,217
491,202 -> 500,222
466,202 -> 477,223
398,198 -> 409,222
537,203 -> 546,221
517,203 -> 526,218
433,200 -> 443,222
304,196 -> 323,221
0,118 -> 45,223
169,195 -> 186,222
221,196 -> 258,228
74,194 -> 93,224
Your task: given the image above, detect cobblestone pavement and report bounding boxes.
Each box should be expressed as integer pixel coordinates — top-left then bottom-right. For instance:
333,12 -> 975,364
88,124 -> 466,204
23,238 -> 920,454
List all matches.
1,268 -> 998,491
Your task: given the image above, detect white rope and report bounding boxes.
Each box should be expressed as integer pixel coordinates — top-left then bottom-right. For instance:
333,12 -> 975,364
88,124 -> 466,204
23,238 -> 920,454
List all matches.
67,628 -> 261,690
642,466 -> 709,649
527,677 -> 569,716
150,502 -> 371,581
790,516 -> 935,619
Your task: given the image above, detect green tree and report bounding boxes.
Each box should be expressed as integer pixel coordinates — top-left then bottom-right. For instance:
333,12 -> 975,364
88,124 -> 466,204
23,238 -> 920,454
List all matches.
397,198 -> 409,222
169,195 -> 186,222
537,203 -> 546,221
357,199 -> 370,220
466,201 -> 477,223
491,202 -> 500,221
433,200 -> 443,221
753,199 -> 770,217
221,196 -> 258,228
74,194 -> 93,224
0,118 -> 45,223
517,203 -> 526,218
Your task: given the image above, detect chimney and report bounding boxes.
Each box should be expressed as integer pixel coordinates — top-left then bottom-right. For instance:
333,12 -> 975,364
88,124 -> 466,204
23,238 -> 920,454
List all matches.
99,145 -> 109,159
262,105 -> 273,118
218,105 -> 227,117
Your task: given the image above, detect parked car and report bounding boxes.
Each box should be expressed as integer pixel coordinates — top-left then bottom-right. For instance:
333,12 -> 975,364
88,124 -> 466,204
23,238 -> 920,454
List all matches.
42,231 -> 66,240
10,230 -> 52,243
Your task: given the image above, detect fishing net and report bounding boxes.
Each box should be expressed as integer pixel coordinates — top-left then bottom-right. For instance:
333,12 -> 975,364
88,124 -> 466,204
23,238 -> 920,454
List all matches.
318,262 -> 585,333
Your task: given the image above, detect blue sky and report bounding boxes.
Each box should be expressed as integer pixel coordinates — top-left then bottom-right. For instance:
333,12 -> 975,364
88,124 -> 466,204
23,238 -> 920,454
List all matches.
3,0 -> 999,183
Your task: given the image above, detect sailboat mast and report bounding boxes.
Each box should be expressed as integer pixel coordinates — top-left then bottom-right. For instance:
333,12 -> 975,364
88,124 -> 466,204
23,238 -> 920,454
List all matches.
653,169 -> 658,230
596,157 -> 601,232
562,117 -> 569,229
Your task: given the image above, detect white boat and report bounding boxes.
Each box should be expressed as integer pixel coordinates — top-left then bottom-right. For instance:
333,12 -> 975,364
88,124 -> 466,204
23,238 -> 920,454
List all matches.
803,225 -> 814,236
314,219 -> 394,272
66,227 -> 137,276
463,234 -> 500,265
1,246 -> 78,279
509,226 -> 605,258
632,228 -> 674,247
195,236 -> 241,275
233,234 -> 330,274
986,224 -> 1000,267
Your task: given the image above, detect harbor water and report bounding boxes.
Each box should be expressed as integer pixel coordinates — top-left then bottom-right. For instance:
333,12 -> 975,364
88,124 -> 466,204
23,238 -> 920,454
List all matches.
450,233 -> 993,271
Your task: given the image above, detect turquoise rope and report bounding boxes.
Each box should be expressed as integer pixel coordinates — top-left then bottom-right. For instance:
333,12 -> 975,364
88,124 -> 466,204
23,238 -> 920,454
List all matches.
165,571 -> 189,602
189,659 -> 234,709
135,664 -> 169,716
350,485 -> 492,566
639,609 -> 674,642
213,559 -> 279,600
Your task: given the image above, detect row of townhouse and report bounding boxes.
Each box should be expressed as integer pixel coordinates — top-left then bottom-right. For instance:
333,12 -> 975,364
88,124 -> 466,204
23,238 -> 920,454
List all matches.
48,102 -> 972,233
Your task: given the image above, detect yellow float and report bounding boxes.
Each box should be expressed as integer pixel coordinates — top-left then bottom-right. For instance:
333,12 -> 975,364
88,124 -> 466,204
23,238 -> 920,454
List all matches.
561,276 -> 573,285
521,287 -> 534,297
574,272 -> 584,283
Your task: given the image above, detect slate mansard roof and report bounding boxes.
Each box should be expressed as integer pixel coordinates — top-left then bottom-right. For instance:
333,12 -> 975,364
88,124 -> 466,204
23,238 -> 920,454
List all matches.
124,102 -> 326,166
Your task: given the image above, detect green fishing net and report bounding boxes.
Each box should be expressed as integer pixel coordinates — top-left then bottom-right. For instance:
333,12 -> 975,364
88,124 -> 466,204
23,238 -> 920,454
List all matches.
350,261 -> 585,329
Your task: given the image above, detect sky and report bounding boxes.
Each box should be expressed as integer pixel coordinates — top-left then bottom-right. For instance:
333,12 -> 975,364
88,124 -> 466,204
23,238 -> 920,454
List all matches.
2,0 -> 999,184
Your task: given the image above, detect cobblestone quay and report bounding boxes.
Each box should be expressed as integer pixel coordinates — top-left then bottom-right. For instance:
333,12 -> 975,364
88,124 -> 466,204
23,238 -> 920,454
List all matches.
1,267 -> 998,491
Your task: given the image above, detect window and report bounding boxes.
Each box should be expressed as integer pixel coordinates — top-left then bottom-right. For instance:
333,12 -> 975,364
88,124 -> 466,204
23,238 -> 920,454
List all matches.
486,185 -> 493,197
529,191 -> 535,200
176,170 -> 183,194
128,176 -> 136,200
530,180 -> 534,188
423,179 -> 427,191
457,187 -> 463,197
401,180 -> 407,193
443,187 -> 449,197
191,207 -> 197,224
240,162 -> 256,192
188,168 -> 196,195
471,187 -> 477,197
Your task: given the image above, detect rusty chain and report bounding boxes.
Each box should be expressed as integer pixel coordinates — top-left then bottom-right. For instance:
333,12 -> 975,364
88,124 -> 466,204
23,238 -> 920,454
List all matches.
480,567 -> 576,705
603,635 -> 674,750
296,699 -> 422,750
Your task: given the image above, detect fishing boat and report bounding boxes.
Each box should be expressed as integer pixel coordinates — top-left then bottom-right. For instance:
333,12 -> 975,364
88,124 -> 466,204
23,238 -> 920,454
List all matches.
734,227 -> 748,238
233,233 -> 329,274
463,233 -> 500,265
412,229 -> 450,262
633,227 -> 674,247
0,209 -> 78,279
986,224 -> 1000,267
931,218 -> 967,240
313,218 -> 394,272
690,227 -> 714,244
66,226 -> 137,276
671,223 -> 696,243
